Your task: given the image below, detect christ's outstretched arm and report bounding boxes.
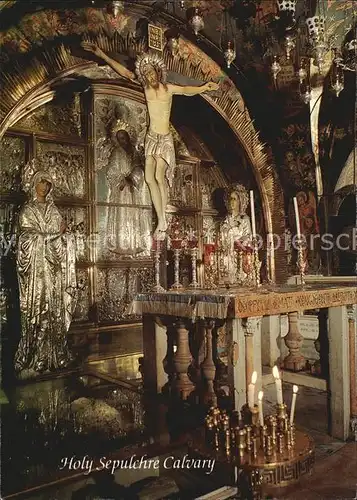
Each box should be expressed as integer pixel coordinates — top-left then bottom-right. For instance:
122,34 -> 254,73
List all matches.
168,82 -> 219,96
81,42 -> 137,82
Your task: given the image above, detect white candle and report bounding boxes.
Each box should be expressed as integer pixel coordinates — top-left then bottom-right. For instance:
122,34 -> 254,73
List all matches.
272,365 -> 283,405
258,390 -> 264,427
247,370 -> 257,409
290,385 -> 299,424
293,197 -> 301,237
249,190 -> 257,237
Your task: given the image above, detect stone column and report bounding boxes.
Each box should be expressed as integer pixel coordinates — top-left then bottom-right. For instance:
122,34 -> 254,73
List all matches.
261,315 -> 280,367
283,312 -> 305,371
227,318 -> 246,413
243,317 -> 263,393
162,323 -> 176,395
328,305 -> 350,441
142,315 -> 168,394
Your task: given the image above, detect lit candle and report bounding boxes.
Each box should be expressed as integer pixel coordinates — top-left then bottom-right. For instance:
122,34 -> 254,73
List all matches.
272,365 -> 283,405
258,391 -> 264,427
249,190 -> 257,238
248,370 -> 257,409
290,385 -> 299,424
293,197 -> 301,237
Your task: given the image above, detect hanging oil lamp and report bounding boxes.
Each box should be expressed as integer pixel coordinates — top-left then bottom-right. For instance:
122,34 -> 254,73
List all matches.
189,7 -> 204,36
271,55 -> 282,82
284,33 -> 296,60
331,51 -> 345,97
224,41 -> 236,69
297,59 -> 308,84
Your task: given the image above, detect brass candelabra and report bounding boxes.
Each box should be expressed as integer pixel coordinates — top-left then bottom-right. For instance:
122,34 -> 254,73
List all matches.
201,404 -> 314,499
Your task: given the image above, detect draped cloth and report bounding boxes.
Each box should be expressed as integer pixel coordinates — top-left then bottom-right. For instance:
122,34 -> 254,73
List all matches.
15,171 -> 77,376
144,130 -> 176,187
106,146 -> 150,255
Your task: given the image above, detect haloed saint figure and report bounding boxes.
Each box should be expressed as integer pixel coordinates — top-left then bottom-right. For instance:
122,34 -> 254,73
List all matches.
219,184 -> 253,284
15,170 -> 77,379
104,121 -> 150,254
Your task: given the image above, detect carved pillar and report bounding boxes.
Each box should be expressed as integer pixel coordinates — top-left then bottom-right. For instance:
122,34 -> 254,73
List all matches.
283,312 -> 305,371
243,317 -> 263,395
193,322 -> 206,384
174,320 -> 194,399
201,320 -> 217,406
328,305 -> 350,441
244,327 -> 254,393
142,315 -> 168,394
162,322 -> 176,395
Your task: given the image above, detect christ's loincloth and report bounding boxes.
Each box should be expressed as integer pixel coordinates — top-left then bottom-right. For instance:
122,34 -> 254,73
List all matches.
144,130 -> 176,187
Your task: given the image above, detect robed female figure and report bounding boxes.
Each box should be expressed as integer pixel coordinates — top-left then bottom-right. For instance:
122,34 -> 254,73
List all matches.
15,170 -> 77,378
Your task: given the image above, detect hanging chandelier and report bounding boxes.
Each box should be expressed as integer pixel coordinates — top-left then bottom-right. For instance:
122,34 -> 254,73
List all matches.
267,0 -> 357,102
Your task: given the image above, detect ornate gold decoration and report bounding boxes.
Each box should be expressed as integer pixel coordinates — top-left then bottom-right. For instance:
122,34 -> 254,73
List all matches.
15,98 -> 82,137
96,267 -> 154,322
234,286 -> 357,318
110,118 -> 132,137
0,135 -> 25,192
0,44 -> 87,136
148,24 -> 164,52
72,269 -> 89,322
195,406 -> 315,498
128,285 -> 356,321
36,141 -> 86,199
0,28 -> 285,280
135,52 -> 167,85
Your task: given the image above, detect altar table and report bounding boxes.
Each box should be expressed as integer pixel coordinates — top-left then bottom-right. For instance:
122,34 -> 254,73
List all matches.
128,283 -> 356,441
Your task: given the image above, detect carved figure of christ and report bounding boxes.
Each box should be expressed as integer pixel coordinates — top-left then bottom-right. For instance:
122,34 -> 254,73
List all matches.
81,42 -> 219,238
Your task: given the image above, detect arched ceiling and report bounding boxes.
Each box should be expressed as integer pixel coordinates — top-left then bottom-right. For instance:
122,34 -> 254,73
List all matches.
1,1 -> 354,198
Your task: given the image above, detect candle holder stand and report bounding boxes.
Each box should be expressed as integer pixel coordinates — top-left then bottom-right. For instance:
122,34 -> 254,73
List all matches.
151,244 -> 165,292
171,247 -> 183,290
235,248 -> 244,285
188,247 -> 199,288
297,236 -> 306,286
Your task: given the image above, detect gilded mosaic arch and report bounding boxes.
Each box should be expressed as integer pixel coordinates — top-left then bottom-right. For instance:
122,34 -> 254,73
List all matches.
0,35 -> 287,281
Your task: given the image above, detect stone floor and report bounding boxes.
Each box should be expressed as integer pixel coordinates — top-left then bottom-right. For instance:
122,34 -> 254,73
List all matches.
282,441 -> 357,500
263,380 -> 357,499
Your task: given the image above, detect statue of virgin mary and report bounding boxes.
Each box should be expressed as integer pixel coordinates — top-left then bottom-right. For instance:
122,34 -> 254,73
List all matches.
15,168 -> 77,378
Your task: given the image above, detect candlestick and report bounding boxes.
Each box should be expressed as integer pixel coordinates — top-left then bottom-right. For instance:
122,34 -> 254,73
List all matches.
258,390 -> 264,427
189,247 -> 199,288
272,365 -> 283,405
293,197 -> 301,237
248,370 -> 257,409
297,237 -> 306,286
250,190 -> 257,237
151,239 -> 165,292
290,384 -> 299,424
171,247 -> 183,289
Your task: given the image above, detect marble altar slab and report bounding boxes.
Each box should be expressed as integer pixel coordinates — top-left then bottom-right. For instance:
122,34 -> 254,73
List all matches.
128,284 -> 356,320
